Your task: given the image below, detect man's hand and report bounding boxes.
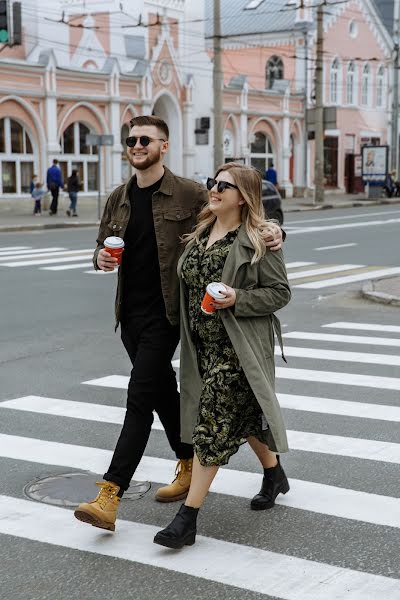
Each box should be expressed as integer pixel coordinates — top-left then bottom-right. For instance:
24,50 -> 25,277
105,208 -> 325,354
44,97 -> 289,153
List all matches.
261,222 -> 283,251
214,285 -> 236,309
97,248 -> 118,271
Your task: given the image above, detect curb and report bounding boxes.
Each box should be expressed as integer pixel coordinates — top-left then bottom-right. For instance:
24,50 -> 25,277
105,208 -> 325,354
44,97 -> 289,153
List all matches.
1,197 -> 399,233
361,280 -> 400,306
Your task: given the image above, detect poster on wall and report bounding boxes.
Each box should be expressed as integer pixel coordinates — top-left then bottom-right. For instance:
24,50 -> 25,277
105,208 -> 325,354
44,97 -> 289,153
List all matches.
361,145 -> 388,182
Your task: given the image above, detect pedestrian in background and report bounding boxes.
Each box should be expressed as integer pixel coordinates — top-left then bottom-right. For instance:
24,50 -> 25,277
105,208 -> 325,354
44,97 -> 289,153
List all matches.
66,169 -> 80,217
154,163 -> 291,550
32,181 -> 46,216
46,159 -> 64,215
265,163 -> 278,186
30,174 -> 38,195
73,116 -> 285,535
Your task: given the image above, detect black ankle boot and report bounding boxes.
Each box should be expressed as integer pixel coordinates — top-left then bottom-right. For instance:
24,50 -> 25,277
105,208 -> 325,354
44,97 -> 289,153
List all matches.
153,504 -> 199,549
250,457 -> 289,511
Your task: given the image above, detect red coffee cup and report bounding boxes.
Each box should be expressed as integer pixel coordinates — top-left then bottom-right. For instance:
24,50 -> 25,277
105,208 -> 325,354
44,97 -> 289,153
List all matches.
104,236 -> 125,265
201,282 -> 227,315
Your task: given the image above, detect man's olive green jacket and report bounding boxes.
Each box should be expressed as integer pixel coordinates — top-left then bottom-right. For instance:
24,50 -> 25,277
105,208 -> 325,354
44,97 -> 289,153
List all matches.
93,167 -> 207,328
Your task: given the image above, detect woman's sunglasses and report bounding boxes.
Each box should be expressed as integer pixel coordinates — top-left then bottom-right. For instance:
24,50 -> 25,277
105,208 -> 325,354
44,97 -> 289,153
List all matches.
206,177 -> 239,193
126,136 -> 166,148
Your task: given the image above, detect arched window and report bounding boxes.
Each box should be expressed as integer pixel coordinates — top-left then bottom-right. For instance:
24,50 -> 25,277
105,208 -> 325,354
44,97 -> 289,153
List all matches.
346,61 -> 355,105
266,56 -> 284,89
377,66 -> 384,108
330,58 -> 339,104
250,131 -> 274,174
362,63 -> 370,106
59,122 -> 98,192
121,123 -> 132,183
0,118 -> 35,194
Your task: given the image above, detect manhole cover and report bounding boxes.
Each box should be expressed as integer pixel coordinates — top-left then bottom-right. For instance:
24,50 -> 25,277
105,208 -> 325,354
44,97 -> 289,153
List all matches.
24,472 -> 151,507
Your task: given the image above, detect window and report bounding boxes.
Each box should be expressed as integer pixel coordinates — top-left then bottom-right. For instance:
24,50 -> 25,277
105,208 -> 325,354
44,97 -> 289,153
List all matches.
244,0 -> 264,9
377,66 -> 384,108
362,63 -> 370,106
0,118 -> 35,195
349,19 -> 358,38
330,58 -> 339,104
59,121 -> 99,192
266,56 -> 284,89
250,131 -> 274,174
346,61 -> 355,105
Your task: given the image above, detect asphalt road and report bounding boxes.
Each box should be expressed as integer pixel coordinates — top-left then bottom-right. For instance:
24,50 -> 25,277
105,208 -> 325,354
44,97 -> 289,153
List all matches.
0,205 -> 399,600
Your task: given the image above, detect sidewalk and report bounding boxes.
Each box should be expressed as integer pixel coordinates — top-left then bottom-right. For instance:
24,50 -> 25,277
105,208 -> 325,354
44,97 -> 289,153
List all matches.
362,276 -> 400,307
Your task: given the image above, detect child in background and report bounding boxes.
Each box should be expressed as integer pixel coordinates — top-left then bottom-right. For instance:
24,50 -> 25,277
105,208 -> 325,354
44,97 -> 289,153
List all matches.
32,181 -> 46,215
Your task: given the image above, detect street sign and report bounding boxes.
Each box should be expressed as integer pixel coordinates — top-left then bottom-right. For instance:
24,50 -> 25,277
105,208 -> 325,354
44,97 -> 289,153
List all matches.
100,135 -> 114,146
306,107 -> 337,132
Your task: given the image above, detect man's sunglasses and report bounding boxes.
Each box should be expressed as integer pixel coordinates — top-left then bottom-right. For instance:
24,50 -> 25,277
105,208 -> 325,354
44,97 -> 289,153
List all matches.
126,136 -> 166,148
206,177 -> 239,193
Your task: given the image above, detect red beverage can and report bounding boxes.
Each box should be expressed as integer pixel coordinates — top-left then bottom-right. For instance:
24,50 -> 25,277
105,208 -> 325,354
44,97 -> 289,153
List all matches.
201,282 -> 227,315
104,236 -> 125,265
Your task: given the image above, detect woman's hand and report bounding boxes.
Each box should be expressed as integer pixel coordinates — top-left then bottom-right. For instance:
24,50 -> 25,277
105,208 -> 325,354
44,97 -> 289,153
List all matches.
214,285 -> 236,309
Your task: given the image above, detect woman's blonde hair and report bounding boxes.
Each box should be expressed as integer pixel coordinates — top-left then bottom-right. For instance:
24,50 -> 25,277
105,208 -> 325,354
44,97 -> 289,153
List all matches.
183,162 -> 270,263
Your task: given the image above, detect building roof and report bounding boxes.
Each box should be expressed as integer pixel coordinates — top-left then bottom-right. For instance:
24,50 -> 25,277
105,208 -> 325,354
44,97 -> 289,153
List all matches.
205,0 -> 299,38
372,0 -> 394,34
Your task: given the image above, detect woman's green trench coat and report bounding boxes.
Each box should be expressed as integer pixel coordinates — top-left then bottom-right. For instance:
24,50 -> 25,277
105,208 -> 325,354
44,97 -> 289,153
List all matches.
177,225 -> 291,454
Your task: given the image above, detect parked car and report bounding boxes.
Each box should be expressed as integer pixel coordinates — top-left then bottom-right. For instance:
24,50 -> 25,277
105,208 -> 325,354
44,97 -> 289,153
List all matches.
262,180 -> 284,225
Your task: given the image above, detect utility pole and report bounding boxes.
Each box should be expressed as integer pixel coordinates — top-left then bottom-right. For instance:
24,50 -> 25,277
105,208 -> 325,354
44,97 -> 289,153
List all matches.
314,2 -> 324,204
303,25 -> 309,195
391,0 -> 400,173
213,0 -> 223,170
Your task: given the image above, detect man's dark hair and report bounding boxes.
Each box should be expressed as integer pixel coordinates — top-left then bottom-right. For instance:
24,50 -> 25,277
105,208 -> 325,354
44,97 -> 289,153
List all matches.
53,159 -> 59,165
129,115 -> 169,140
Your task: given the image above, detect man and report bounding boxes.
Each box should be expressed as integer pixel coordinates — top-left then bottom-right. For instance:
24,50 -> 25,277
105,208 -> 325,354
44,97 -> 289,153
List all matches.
265,163 -> 278,186
74,115 -> 283,532
46,159 -> 64,215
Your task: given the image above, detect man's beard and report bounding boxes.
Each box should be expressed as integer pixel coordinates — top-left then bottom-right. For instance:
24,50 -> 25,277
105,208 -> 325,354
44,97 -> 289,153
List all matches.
128,148 -> 162,171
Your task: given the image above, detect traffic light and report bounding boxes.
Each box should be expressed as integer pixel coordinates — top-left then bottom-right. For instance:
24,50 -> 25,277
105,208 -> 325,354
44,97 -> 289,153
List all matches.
0,0 -> 9,44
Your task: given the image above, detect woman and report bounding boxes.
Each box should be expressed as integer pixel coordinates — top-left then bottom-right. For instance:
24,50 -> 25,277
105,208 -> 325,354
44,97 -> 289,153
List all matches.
154,163 -> 291,550
66,169 -> 80,217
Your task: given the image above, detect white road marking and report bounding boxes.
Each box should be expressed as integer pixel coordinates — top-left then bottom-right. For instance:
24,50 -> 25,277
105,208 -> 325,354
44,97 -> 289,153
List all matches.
0,435 -> 399,528
1,497 -> 399,599
324,322 -> 400,334
0,246 -> 31,252
275,345 -> 400,367
4,393 -> 399,424
314,243 -> 358,251
288,264 -> 363,280
286,261 -> 316,269
283,331 -> 400,348
288,217 -> 400,235
41,263 -> 93,271
0,247 -> 65,257
294,267 -> 400,289
3,254 -> 93,267
85,269 -> 118,274
276,366 -> 400,390
287,209 -> 400,225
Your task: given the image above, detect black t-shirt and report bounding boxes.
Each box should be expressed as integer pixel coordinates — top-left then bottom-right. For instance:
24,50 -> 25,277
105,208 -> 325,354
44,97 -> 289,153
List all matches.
121,176 -> 166,320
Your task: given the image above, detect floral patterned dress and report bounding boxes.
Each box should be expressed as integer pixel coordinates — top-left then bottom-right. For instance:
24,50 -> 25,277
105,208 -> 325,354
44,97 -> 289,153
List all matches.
181,227 -> 269,467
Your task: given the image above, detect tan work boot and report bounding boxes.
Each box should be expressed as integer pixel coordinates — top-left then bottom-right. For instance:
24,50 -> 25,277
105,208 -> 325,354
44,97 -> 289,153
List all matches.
74,481 -> 121,531
155,458 -> 193,503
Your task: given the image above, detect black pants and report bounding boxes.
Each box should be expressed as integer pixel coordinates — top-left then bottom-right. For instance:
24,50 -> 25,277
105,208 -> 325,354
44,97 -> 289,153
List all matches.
104,314 -> 193,491
49,186 -> 59,214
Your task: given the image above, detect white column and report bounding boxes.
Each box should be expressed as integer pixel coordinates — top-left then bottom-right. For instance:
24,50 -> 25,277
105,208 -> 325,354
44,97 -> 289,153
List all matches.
281,114 -> 293,198
45,68 -> 60,155
110,100 -> 123,189
240,84 -> 249,163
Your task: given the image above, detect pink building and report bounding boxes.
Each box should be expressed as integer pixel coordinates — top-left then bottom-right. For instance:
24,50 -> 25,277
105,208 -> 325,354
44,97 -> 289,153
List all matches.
0,0 -> 393,199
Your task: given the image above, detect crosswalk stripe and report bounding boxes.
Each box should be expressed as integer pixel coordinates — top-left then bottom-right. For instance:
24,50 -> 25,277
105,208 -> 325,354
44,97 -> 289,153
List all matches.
0,246 -> 35,252
288,264 -> 362,281
30,390 -> 398,463
85,365 -> 400,391
314,243 -> 358,251
283,331 -> 400,348
0,434 -> 399,528
323,322 -> 400,334
41,263 -> 93,271
1,497 -> 398,599
286,261 -> 316,269
3,254 -> 94,267
4,393 -> 399,424
288,216 -> 400,235
294,267 -> 400,289
84,269 -> 118,274
0,247 -> 65,258
275,345 -> 400,367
